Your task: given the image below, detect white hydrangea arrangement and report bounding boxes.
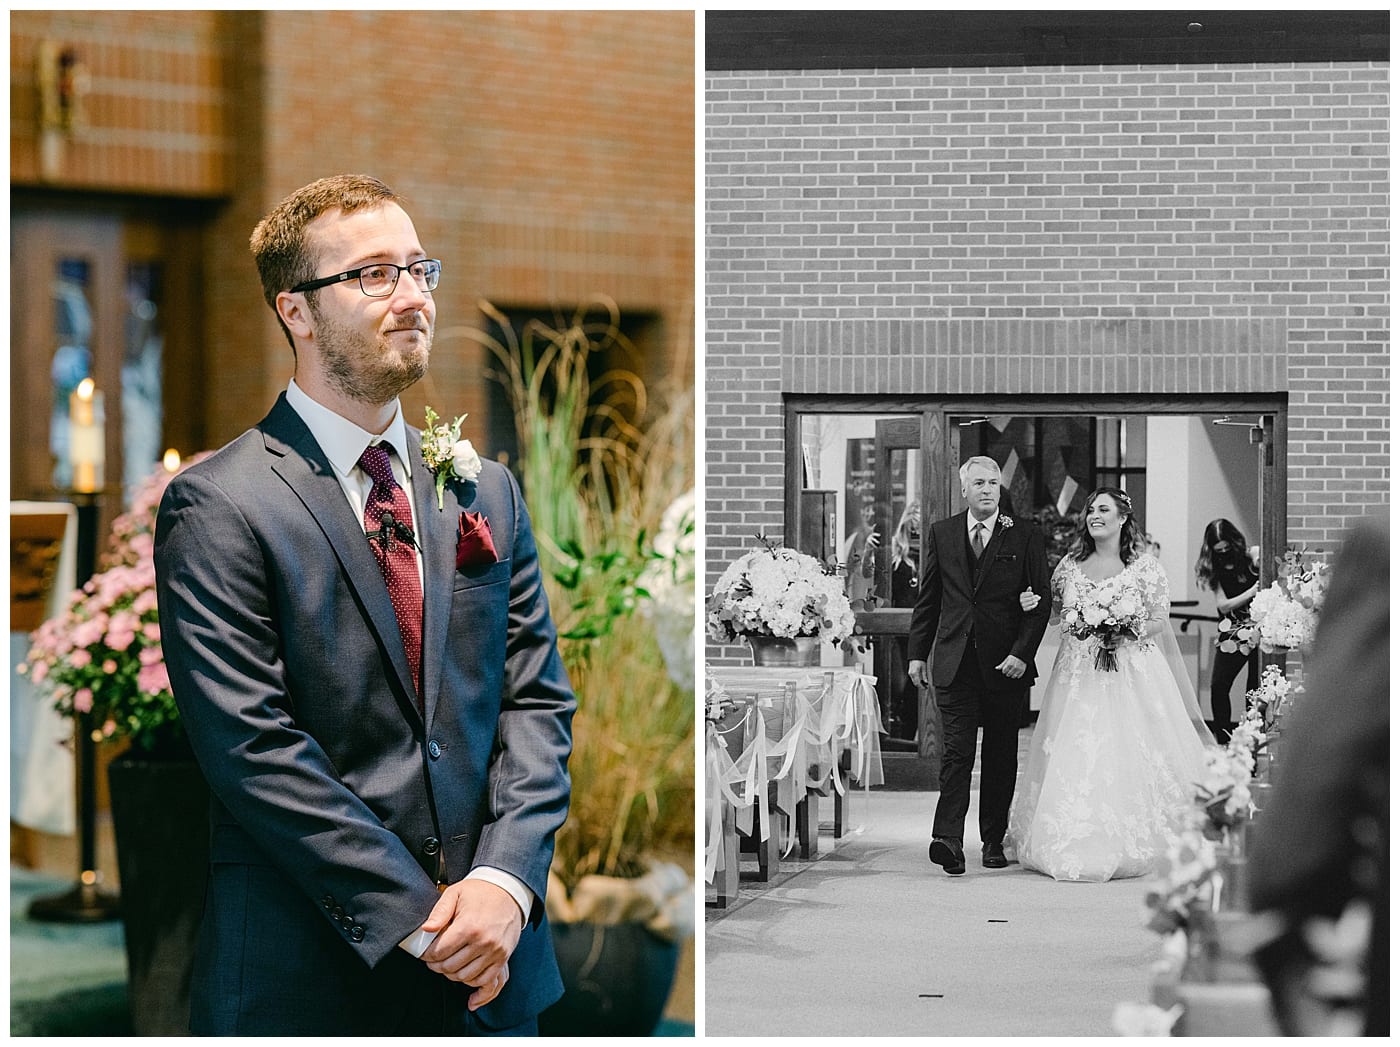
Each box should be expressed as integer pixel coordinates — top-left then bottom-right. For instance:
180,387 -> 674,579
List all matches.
706,541 -> 855,648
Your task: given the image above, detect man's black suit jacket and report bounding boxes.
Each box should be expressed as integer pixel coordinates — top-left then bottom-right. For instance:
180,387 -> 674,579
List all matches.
154,394 -> 575,1034
908,512 -> 1052,691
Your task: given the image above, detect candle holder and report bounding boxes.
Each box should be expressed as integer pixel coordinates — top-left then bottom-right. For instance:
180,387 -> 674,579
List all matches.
27,488 -> 120,923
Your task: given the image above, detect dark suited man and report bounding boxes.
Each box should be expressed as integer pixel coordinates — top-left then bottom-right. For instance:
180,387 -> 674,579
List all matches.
907,456 -> 1051,874
154,175 -> 574,1035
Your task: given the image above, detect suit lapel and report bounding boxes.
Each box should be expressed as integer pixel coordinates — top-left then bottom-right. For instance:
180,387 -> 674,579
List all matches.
943,515 -> 975,594
407,426 -> 462,731
260,395 -> 422,726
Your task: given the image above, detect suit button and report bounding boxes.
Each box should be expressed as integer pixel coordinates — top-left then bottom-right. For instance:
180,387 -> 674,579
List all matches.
422,837 -> 440,856
351,925 -> 365,942
428,740 -> 442,759
332,906 -> 345,919
322,895 -> 334,910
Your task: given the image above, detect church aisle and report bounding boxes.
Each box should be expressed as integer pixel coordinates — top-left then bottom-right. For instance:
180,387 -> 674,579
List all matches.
705,788 -> 1160,1037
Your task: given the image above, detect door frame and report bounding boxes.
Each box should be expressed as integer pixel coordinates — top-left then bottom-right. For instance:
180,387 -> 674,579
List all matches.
785,392 -> 1289,763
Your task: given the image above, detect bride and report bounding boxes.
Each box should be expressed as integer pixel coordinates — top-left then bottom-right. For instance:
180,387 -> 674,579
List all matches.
1007,487 -> 1213,882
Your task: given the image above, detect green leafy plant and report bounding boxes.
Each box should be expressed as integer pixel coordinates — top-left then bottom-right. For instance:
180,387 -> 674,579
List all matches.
444,298 -> 695,891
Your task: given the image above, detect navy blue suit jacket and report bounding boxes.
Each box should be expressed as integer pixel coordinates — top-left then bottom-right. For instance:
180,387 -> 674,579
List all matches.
154,394 -> 574,1034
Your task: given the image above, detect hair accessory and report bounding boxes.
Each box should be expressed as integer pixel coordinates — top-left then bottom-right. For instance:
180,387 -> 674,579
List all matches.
1121,493 -> 1134,511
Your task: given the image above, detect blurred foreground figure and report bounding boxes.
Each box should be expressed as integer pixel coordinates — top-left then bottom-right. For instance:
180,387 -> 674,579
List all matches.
1247,513 -> 1388,1036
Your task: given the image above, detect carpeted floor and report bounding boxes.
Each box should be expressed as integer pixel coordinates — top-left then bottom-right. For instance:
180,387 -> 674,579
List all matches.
705,786 -> 1166,1037
10,867 -> 132,1036
10,866 -> 692,1037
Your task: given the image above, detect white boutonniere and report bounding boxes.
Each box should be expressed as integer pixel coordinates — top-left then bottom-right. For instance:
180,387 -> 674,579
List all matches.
422,406 -> 482,510
998,513 -> 1015,530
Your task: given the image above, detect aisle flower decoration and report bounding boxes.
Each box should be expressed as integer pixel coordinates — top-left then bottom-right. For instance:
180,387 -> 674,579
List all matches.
1247,545 -> 1330,653
706,538 -> 856,649
1193,746 -> 1255,840
1144,813 -> 1218,938
1060,570 -> 1147,672
1111,1002 -> 1184,1037
1227,663 -> 1298,764
638,489 -> 696,691
18,452 -> 213,752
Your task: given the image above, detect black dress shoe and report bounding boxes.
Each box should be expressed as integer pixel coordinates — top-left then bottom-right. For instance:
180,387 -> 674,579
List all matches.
928,837 -> 966,875
982,842 -> 1009,868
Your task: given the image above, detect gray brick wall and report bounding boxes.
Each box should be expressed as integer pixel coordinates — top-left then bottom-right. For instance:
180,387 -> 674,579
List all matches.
705,62 -> 1389,658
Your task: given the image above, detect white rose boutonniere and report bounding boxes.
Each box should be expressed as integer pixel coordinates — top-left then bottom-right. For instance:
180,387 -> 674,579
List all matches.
998,513 -> 1014,530
422,406 -> 481,510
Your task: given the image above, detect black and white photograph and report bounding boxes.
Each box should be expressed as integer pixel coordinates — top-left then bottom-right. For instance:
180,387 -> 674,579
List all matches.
702,9 -> 1388,1038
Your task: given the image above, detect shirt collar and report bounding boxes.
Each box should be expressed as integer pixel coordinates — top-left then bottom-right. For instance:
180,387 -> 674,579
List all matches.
966,510 -> 994,535
285,378 -> 411,479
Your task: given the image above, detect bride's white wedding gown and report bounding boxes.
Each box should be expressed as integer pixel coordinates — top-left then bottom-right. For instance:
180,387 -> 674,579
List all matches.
1008,554 -> 1212,882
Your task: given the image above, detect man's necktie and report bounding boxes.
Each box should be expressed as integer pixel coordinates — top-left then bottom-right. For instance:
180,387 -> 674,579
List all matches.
358,444 -> 423,699
972,523 -> 985,559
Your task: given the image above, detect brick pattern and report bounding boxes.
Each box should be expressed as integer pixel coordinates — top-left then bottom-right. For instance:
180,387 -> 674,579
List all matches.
12,11 -> 695,450
705,62 -> 1389,661
10,12 -> 231,193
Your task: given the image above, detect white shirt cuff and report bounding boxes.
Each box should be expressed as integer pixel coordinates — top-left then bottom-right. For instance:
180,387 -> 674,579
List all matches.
466,866 -> 534,926
396,867 -> 533,957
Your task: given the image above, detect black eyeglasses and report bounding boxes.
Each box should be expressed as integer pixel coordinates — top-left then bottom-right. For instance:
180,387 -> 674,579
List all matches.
289,259 -> 442,298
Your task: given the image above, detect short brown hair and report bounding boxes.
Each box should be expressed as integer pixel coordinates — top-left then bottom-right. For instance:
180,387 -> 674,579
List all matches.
249,174 -> 402,348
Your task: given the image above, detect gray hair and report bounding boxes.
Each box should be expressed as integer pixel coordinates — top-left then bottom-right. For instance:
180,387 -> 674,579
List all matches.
959,455 -> 1001,490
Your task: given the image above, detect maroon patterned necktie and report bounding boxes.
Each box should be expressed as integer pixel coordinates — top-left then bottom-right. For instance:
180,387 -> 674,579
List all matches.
358,444 -> 423,699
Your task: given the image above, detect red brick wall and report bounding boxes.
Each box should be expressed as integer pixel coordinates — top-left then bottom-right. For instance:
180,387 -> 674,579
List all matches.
10,11 -> 231,193
705,63 -> 1389,631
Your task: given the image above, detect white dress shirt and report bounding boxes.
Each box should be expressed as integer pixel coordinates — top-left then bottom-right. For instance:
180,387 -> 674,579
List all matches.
965,509 -> 994,550
285,379 -> 532,955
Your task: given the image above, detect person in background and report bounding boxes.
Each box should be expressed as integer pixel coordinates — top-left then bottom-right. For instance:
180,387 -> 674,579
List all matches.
1248,513 -> 1388,1036
1194,518 -> 1260,744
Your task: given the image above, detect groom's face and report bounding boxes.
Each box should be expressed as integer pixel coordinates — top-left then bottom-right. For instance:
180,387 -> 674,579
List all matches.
961,464 -> 1001,519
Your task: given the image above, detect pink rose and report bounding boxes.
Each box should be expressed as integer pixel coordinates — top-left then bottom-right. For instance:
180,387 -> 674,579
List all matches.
29,661 -> 48,684
74,688 -> 94,713
68,648 -> 93,669
102,659 -> 118,674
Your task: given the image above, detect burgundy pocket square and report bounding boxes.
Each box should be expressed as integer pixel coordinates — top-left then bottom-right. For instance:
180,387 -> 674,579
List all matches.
456,511 -> 499,569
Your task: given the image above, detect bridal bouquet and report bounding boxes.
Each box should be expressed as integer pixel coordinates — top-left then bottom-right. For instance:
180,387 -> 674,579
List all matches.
706,541 -> 855,648
1061,571 -> 1147,672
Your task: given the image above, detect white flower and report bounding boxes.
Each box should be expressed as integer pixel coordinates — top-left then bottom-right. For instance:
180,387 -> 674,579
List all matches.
451,439 -> 482,482
707,543 -> 855,647
1112,1002 -> 1183,1037
998,513 -> 1014,530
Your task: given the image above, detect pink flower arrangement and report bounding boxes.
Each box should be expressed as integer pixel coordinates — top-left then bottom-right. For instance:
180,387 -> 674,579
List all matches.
18,452 -> 212,752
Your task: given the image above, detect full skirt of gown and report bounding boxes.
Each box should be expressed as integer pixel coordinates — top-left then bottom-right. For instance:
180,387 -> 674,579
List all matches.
1007,632 -> 1210,882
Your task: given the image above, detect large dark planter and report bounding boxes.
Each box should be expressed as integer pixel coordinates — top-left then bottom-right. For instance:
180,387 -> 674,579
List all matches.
107,754 -> 210,1037
538,921 -> 681,1036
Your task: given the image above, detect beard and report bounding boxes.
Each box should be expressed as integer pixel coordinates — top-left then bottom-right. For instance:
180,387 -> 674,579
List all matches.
309,299 -> 432,405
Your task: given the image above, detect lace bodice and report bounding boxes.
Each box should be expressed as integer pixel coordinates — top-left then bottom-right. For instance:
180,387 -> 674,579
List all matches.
1052,554 -> 1170,622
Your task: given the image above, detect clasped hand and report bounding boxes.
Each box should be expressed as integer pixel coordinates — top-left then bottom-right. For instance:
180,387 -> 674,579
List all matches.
419,879 -> 523,1010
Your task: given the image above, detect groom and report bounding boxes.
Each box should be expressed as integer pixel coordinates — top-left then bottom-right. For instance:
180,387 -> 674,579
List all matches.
154,175 -> 574,1033
908,456 -> 1051,874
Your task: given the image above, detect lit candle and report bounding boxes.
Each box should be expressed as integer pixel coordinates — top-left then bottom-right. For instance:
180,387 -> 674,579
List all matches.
68,378 -> 104,493
163,447 -> 182,473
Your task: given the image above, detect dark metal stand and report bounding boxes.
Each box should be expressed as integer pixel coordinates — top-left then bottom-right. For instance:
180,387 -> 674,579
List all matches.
28,491 -> 120,923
